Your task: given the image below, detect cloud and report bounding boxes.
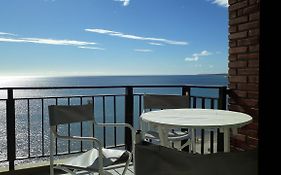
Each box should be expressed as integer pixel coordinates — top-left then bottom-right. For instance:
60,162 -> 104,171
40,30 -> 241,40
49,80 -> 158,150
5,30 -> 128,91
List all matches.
85,28 -> 188,46
114,0 -> 130,6
78,46 -> 105,50
0,35 -> 97,48
185,50 -> 212,62
134,49 -> 153,52
0,32 -> 17,36
210,0 -> 228,7
148,42 -> 164,46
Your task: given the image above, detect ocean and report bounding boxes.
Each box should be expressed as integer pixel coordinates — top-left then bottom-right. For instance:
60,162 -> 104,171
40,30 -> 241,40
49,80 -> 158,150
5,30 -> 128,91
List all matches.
0,75 -> 227,165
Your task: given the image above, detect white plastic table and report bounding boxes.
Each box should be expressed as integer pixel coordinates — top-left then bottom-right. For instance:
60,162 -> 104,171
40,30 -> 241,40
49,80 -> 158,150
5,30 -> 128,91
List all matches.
140,109 -> 252,152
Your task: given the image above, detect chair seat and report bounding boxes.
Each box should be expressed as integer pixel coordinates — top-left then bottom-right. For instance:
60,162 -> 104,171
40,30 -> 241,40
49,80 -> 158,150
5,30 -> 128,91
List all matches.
60,148 -> 130,171
145,130 -> 191,141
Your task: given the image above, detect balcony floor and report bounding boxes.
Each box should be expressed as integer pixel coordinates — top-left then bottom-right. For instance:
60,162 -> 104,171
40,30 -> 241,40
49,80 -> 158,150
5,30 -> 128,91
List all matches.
40,164 -> 134,175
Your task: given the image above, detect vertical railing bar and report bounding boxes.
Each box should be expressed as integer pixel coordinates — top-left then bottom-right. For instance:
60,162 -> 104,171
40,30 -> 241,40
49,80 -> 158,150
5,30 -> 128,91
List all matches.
193,97 -> 197,108
201,98 -> 205,109
113,96 -> 117,147
210,130 -> 214,153
92,96 -> 95,138
125,87 -> 134,151
80,97 -> 83,152
41,99 -> 44,156
201,129 -> 204,154
103,96 -> 106,147
210,98 -> 215,109
67,97 -> 71,154
7,88 -> 16,170
139,95 -> 142,116
55,98 -> 58,155
27,99 -> 31,158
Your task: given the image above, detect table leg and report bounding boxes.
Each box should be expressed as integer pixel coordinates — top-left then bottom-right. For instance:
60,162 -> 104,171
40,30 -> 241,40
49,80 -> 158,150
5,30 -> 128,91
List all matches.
158,126 -> 169,147
223,128 -> 230,152
191,128 -> 196,153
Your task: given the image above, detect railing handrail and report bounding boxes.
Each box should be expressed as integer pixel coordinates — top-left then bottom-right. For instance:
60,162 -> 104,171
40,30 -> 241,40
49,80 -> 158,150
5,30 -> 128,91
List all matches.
0,84 -> 226,90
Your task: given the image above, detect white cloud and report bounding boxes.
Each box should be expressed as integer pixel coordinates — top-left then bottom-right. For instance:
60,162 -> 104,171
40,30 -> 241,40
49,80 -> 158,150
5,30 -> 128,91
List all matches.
134,49 -> 153,52
78,46 -> 105,50
21,37 -> 97,46
148,42 -> 164,46
0,32 -> 17,36
114,0 -> 130,6
210,0 -> 228,7
0,36 -> 97,47
185,50 -> 212,62
85,28 -> 188,46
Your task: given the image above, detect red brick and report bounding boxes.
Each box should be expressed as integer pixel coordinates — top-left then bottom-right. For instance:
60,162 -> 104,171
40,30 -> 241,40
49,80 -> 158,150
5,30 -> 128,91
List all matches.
244,122 -> 259,130
243,4 -> 259,14
228,104 -> 246,113
228,84 -> 237,89
229,1 -> 248,11
247,136 -> 258,146
229,16 -> 248,25
249,12 -> 260,21
229,11 -> 237,19
237,37 -> 259,46
242,98 -> 258,107
238,68 -> 259,75
232,90 -> 248,97
229,47 -> 248,54
229,68 -> 237,76
229,61 -> 247,68
248,91 -> 258,98
229,54 -> 237,61
249,0 -> 259,5
229,41 -> 237,47
248,60 -> 259,67
237,83 -> 258,91
229,25 -> 237,33
229,0 -> 238,5
237,53 -> 259,60
229,31 -> 247,39
239,128 -> 258,138
229,76 -> 247,83
248,76 -> 259,83
238,21 -> 259,31
249,29 -> 260,36
249,44 -> 259,52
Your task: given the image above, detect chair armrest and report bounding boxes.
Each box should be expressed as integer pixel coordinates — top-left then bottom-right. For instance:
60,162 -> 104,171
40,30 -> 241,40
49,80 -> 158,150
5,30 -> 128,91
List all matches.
50,128 -> 105,174
51,127 -> 102,149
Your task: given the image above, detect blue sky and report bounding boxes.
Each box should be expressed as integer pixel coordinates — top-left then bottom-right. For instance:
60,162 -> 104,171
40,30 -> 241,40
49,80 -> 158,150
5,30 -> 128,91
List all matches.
0,0 -> 228,77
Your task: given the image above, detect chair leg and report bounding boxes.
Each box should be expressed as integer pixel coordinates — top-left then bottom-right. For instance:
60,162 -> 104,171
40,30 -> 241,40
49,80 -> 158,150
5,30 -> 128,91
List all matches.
121,152 -> 132,175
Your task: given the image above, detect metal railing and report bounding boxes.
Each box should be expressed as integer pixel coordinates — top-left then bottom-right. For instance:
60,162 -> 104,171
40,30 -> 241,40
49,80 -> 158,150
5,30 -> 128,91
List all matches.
0,85 -> 227,171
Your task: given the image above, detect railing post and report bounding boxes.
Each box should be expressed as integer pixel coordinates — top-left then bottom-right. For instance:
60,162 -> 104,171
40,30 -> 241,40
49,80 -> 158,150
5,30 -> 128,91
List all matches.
182,86 -> 191,107
125,86 -> 134,151
217,86 -> 227,152
6,88 -> 16,170
181,86 -> 191,152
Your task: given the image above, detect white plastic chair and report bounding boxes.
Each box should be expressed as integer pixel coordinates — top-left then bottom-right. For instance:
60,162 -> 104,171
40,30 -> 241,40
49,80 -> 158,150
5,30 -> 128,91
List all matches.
48,103 -> 135,175
141,94 -> 192,151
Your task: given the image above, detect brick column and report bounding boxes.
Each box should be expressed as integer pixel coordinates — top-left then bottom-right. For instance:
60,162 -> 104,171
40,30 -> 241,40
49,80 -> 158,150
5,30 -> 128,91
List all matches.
228,0 -> 260,151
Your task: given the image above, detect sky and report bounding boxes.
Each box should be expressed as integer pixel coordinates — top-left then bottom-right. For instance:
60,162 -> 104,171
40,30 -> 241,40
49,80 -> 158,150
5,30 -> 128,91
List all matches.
0,0 -> 228,77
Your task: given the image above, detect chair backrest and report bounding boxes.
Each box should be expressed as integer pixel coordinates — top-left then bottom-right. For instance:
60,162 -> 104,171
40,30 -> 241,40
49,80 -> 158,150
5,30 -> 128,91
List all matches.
48,103 -> 93,126
143,94 -> 189,110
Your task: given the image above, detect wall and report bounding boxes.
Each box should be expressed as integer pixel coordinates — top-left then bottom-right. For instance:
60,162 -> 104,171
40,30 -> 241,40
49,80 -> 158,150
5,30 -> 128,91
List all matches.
228,0 -> 260,151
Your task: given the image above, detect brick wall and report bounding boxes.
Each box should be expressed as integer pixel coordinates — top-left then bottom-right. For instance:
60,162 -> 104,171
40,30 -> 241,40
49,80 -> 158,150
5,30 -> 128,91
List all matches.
228,0 -> 259,151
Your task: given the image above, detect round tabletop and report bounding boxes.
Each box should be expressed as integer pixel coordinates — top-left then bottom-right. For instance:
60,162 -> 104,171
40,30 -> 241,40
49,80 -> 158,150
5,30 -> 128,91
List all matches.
140,108 -> 252,129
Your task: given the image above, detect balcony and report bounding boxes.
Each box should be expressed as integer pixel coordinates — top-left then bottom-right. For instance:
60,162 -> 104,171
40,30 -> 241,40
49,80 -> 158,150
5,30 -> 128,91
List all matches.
0,85 -> 228,174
